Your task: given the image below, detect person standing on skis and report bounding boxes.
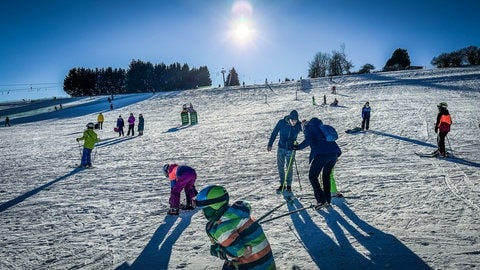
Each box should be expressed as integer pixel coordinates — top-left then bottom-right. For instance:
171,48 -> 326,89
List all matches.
195,185 -> 276,270
76,122 -> 99,168
294,117 -> 342,210
434,102 -> 452,157
163,163 -> 198,215
267,110 -> 302,194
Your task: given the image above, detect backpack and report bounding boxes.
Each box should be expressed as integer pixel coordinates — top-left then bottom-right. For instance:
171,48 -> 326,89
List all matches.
319,124 -> 338,142
438,114 -> 452,132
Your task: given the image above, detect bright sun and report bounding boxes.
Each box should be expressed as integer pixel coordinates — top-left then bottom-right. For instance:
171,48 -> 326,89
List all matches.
235,22 -> 250,40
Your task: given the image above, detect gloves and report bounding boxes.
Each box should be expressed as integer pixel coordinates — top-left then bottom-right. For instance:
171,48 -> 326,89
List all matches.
267,146 -> 272,152
76,138 -> 79,142
434,127 -> 438,134
210,244 -> 228,260
292,141 -> 299,150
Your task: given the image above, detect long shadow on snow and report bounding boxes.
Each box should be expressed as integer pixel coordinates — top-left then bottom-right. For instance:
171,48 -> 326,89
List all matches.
96,136 -> 136,148
116,213 -> 195,269
163,125 -> 193,133
369,130 -> 436,148
0,168 -> 83,213
289,199 -> 431,269
369,130 -> 480,168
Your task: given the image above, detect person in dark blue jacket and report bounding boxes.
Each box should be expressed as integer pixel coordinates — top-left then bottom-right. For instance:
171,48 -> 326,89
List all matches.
295,117 -> 342,209
361,101 -> 371,130
267,110 -> 302,193
116,115 -> 125,137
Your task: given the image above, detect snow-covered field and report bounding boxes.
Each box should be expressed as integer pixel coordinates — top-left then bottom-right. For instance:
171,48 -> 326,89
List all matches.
1,67 -> 479,270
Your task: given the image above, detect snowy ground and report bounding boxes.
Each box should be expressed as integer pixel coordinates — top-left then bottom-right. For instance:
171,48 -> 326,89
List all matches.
1,67 -> 479,270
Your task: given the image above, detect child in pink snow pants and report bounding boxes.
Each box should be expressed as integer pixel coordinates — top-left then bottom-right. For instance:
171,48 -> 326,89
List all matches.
163,163 -> 197,215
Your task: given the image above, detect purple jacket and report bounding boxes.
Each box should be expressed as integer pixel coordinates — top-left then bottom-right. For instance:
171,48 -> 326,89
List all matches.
128,115 -> 135,125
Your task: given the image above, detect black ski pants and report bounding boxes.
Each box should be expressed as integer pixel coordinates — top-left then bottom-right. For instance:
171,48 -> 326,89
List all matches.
308,153 -> 338,204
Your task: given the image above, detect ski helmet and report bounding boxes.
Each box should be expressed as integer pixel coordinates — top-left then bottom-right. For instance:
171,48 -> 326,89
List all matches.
195,185 -> 229,219
438,102 -> 448,109
162,164 -> 169,177
86,122 -> 95,128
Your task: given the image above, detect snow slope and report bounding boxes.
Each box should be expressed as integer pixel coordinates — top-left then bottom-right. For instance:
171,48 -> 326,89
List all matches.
1,67 -> 479,270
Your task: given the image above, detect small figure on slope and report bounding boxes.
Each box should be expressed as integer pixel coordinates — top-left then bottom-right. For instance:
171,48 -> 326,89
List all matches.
97,113 -> 104,130
163,163 -> 198,215
434,102 -> 452,157
127,113 -> 135,136
76,122 -> 99,168
137,113 -> 144,136
195,185 -> 277,270
116,115 -> 125,137
361,101 -> 371,130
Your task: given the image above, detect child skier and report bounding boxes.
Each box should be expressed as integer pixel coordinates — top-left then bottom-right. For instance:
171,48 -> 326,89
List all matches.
434,102 -> 452,157
195,185 -> 277,270
163,163 -> 198,215
76,122 -> 99,168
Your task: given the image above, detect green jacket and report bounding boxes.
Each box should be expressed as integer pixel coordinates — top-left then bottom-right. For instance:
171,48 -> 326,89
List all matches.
78,129 -> 98,149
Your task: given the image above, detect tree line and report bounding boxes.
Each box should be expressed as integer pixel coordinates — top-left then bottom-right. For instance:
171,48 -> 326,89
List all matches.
308,45 -> 480,78
63,60 -> 212,97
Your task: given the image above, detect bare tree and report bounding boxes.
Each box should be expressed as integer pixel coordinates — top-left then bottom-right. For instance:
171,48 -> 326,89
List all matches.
308,52 -> 330,78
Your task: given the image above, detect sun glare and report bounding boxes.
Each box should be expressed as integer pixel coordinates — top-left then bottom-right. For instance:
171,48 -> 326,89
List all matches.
236,22 -> 250,40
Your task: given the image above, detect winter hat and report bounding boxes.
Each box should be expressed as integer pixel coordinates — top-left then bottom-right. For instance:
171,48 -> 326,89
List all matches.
289,110 -> 299,121
163,164 -> 170,177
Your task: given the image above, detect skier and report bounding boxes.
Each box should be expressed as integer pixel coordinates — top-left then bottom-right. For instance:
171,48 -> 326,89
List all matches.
97,113 -> 104,130
294,117 -> 342,210
4,116 -> 10,127
127,113 -> 135,136
163,163 -> 198,215
361,101 -> 371,130
267,110 -> 302,193
434,102 -> 452,157
76,122 -> 99,168
137,113 -> 144,136
116,115 -> 125,137
195,185 -> 277,270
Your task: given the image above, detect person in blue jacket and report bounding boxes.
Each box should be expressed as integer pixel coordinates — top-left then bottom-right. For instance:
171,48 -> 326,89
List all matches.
116,115 -> 125,137
294,117 -> 342,210
267,110 -> 302,193
361,101 -> 371,130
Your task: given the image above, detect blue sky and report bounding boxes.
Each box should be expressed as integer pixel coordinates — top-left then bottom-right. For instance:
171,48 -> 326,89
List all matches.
1,0 -> 479,101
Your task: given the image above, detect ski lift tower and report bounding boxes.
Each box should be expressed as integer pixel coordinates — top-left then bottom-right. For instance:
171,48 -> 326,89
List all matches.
221,68 -> 226,87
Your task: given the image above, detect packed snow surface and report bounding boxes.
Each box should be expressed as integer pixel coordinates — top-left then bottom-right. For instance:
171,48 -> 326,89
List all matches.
1,67 -> 479,269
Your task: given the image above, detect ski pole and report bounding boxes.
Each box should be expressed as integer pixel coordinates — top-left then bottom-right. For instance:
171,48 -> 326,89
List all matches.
294,158 -> 302,190
77,140 -> 83,157
445,134 -> 453,155
281,149 -> 296,192
256,201 -> 288,223
259,204 -> 314,224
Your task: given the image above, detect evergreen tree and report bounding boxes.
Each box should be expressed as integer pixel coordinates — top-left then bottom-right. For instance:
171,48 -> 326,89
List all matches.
384,48 -> 411,71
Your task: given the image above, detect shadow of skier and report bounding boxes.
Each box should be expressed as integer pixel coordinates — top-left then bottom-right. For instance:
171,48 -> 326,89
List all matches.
116,212 -> 195,269
0,168 -> 84,212
287,199 -> 369,269
319,200 -> 431,269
